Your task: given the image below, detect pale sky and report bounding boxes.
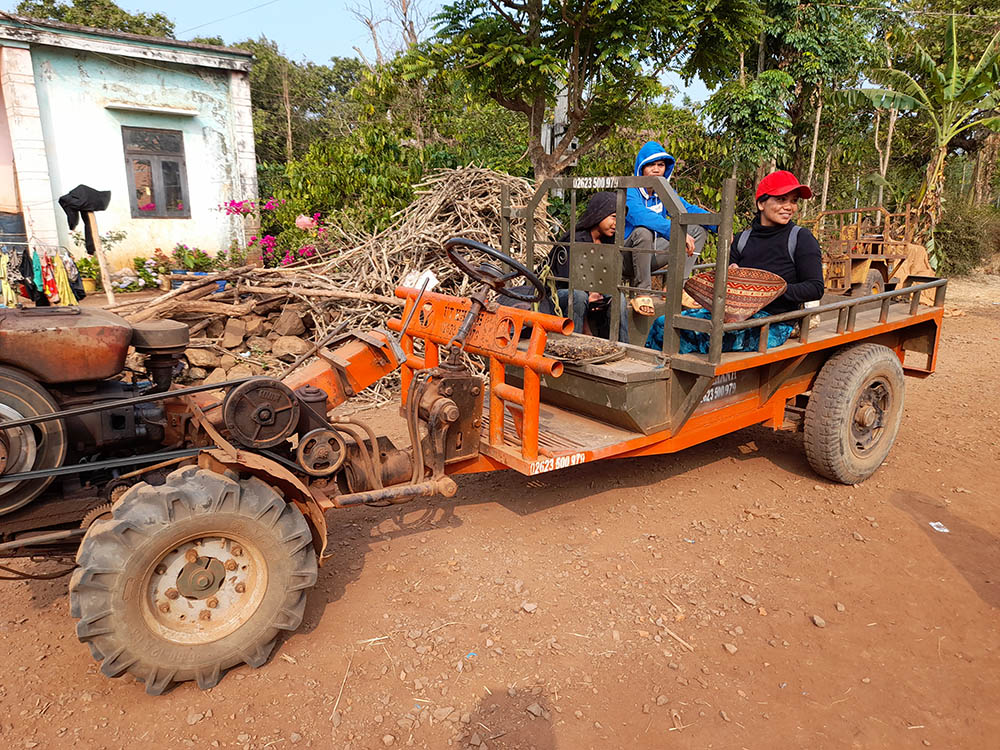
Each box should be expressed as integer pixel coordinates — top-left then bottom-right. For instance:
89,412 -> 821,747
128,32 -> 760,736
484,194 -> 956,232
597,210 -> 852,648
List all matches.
6,0 -> 711,101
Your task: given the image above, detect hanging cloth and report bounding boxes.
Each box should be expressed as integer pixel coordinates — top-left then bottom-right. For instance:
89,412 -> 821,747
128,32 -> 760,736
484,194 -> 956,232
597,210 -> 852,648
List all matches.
0,253 -> 18,307
52,253 -> 78,306
62,255 -> 86,301
58,185 -> 111,255
23,250 -> 48,306
41,252 -> 60,304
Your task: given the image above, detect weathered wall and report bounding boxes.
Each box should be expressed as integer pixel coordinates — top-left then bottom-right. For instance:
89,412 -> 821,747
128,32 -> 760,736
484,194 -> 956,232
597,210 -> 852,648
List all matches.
28,45 -> 253,268
1,44 -> 60,245
0,82 -> 18,214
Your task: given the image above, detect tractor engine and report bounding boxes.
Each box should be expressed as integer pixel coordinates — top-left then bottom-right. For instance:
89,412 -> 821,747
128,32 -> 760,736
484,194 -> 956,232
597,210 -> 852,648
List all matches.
0,308 -> 188,515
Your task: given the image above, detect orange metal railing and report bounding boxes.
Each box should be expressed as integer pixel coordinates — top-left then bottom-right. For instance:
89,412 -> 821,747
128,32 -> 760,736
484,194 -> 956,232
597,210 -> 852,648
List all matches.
387,286 -> 570,461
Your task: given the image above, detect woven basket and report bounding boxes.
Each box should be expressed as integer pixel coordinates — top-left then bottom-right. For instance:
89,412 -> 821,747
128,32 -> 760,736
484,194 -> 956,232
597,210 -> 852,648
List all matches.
683,268 -> 787,323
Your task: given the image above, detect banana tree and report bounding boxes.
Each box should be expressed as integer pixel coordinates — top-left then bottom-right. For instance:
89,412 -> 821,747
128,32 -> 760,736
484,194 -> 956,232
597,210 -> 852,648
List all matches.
850,15 -> 1000,267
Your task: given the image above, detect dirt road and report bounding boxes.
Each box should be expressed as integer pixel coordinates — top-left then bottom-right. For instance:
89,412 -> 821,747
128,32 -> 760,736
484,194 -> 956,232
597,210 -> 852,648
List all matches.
2,279 -> 999,749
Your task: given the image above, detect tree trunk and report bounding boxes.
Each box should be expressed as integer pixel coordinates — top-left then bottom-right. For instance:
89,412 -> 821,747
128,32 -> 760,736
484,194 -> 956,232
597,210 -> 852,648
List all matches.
281,65 -> 294,161
916,145 -> 949,267
876,107 -> 897,214
803,89 -> 823,218
972,133 -> 999,207
820,148 -> 833,213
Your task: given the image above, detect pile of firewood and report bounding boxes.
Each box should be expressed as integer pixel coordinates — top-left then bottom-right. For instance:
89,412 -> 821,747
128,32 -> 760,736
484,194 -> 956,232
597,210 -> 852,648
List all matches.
117,168 -> 551,402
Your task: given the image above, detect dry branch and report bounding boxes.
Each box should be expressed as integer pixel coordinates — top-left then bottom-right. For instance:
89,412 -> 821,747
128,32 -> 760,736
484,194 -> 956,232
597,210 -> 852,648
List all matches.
120,167 -> 551,402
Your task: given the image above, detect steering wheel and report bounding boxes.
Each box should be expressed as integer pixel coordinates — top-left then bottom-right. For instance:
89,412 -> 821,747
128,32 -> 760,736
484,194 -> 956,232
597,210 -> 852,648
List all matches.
444,237 -> 546,304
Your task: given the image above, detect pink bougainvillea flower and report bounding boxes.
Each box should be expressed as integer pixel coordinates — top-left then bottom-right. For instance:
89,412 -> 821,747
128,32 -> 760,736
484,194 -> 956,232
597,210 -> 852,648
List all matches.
295,214 -> 318,230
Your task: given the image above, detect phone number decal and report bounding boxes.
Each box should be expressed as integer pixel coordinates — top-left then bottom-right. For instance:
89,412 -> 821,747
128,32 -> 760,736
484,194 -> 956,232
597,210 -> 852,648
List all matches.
529,452 -> 587,475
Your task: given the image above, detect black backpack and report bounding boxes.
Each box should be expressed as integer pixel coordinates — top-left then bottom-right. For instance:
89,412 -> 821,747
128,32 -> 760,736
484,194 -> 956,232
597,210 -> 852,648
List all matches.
736,224 -> 802,262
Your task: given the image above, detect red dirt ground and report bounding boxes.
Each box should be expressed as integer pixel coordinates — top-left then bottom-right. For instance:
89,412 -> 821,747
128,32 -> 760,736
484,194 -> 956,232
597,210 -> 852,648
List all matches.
1,278 -> 998,750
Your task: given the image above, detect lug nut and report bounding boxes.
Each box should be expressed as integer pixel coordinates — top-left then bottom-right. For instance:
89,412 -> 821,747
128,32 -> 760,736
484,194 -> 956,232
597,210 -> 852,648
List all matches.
206,597 -> 219,609
155,565 -> 167,575
158,602 -> 170,613
224,559 -> 238,571
165,588 -> 179,600
199,610 -> 212,621
234,582 -> 246,594
185,548 -> 199,563
231,545 -> 243,557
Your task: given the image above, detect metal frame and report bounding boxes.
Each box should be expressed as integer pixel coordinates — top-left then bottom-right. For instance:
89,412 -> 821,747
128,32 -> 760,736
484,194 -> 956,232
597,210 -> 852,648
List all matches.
804,205 -> 915,293
122,125 -> 192,220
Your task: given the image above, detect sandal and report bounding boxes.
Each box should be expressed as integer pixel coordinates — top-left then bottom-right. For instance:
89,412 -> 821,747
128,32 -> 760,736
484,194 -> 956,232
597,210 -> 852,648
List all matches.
630,296 -> 656,316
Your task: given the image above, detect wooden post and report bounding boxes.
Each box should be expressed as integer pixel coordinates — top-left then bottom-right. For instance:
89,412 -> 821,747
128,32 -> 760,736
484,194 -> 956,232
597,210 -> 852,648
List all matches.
84,212 -> 115,306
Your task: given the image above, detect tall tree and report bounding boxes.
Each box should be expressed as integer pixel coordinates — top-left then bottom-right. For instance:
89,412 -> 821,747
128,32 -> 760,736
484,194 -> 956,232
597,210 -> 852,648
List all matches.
703,69 -> 795,180
235,38 -> 363,164
413,0 -> 760,181
851,15 -> 1000,264
15,0 -> 175,36
753,0 -> 876,176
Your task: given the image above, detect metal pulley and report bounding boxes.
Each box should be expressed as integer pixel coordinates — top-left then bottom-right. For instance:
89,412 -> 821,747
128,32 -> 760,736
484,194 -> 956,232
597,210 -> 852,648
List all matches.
221,378 -> 300,449
295,428 -> 347,477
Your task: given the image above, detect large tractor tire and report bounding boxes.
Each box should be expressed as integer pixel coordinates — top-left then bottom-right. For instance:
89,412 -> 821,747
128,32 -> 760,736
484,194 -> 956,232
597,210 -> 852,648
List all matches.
0,366 -> 67,515
804,343 -> 905,484
864,268 -> 885,297
70,466 -> 317,695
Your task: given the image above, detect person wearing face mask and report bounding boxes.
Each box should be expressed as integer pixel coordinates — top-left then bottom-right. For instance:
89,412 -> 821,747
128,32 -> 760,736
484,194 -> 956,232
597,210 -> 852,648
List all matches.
623,140 -> 717,316
729,170 -> 825,315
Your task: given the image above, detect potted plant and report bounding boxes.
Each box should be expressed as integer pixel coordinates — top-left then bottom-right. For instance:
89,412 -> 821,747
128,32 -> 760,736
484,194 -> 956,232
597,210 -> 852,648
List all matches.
76,256 -> 100,293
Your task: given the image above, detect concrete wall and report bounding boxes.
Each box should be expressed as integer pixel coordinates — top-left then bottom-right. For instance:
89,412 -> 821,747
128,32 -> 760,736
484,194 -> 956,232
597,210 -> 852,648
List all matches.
27,45 -> 254,268
0,83 -> 18,214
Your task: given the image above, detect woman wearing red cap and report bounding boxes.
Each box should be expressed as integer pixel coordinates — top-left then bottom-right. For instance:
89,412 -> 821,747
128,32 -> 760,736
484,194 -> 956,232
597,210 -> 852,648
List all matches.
729,170 -> 825,315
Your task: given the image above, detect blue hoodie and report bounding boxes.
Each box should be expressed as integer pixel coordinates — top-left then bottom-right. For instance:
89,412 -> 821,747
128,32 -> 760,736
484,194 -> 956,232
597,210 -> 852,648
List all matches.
624,141 -> 717,240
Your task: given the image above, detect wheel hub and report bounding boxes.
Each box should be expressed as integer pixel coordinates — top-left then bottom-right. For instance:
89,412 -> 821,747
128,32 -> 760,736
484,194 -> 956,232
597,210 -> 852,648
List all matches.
176,556 -> 226,599
855,403 -> 878,429
851,380 -> 889,455
144,535 -> 267,645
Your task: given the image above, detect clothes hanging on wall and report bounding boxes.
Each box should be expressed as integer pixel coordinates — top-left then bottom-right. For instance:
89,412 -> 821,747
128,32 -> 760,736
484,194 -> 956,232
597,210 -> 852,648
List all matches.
19,248 -> 48,305
62,255 -> 86,301
51,253 -> 78,306
41,253 -> 60,303
9,246 -> 82,306
0,253 -> 18,307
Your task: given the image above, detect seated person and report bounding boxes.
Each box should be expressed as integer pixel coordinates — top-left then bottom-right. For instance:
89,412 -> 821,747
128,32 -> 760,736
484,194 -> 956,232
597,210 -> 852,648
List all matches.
497,192 -> 627,342
730,170 -> 824,315
546,191 -> 628,342
645,170 -> 823,354
624,141 -> 716,316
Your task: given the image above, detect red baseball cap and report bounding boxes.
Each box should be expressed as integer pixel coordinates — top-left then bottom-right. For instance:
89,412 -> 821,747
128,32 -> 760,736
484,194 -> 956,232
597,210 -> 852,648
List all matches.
756,170 -> 813,200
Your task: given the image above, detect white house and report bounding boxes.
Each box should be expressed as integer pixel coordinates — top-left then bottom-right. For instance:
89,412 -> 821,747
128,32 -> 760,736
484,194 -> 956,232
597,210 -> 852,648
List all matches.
0,14 -> 257,269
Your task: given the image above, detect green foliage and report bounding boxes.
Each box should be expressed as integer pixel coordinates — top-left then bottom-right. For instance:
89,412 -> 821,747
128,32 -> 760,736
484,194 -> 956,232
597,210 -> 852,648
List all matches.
171,243 -> 217,272
263,126 -> 422,237
936,204 -> 1000,276
74,255 -> 99,279
234,37 -> 364,163
704,70 -> 796,171
414,0 -> 761,178
15,0 -> 175,36
847,14 -> 1000,265
131,256 -> 163,289
576,101 -> 731,209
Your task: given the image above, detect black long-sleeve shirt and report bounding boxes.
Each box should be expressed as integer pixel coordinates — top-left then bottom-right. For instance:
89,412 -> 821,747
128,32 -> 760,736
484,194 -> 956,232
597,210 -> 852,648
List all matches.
729,218 -> 824,314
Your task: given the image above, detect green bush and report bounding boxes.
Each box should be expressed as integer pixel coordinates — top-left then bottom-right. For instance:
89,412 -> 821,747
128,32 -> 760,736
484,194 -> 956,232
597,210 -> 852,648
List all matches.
936,204 -> 1000,276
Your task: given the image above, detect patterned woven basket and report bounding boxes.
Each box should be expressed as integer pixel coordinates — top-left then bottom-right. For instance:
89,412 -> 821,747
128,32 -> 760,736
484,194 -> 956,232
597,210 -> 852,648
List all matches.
683,268 -> 788,323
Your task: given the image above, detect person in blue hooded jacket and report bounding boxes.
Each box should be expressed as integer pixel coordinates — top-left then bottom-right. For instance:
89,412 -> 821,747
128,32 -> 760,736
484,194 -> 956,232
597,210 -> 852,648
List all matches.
624,141 -> 717,315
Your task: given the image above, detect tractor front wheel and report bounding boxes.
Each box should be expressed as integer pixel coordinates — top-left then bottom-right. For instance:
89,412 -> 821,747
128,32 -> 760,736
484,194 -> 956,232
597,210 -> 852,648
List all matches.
70,466 -> 317,695
804,343 -> 905,485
